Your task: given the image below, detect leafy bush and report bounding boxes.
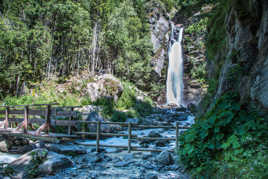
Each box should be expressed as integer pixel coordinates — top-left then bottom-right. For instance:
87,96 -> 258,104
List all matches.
111,111 -> 128,122
185,18 -> 208,35
116,82 -> 153,117
179,92 -> 268,178
116,82 -> 136,110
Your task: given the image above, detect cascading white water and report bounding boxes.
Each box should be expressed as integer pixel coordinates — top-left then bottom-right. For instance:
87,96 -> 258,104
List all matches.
166,24 -> 184,106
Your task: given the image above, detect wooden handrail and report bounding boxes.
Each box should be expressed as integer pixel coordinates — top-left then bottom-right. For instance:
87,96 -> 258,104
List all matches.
0,103 -> 59,108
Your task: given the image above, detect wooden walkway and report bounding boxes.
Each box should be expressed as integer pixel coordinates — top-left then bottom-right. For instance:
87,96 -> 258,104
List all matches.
0,104 -> 190,153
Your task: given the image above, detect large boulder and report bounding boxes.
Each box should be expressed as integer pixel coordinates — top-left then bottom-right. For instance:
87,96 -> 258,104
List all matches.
0,140 -> 10,152
6,148 -> 72,178
86,74 -> 123,102
0,136 -> 34,154
38,151 -> 73,175
156,150 -> 174,165
44,144 -> 87,156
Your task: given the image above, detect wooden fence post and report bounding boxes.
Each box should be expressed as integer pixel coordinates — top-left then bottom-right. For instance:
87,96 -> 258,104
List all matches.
4,107 -> 9,129
128,122 -> 132,153
68,107 -> 74,135
176,122 -> 179,150
23,106 -> 29,133
46,104 -> 51,134
96,121 -> 101,153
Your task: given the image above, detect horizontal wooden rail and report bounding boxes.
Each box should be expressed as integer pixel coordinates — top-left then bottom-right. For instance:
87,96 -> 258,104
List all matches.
131,148 -> 174,152
0,118 -> 45,125
131,137 -> 176,141
51,120 -> 77,127
75,132 -> 138,138
54,111 -> 77,117
0,109 -> 46,116
55,106 -> 83,109
133,125 -> 175,129
0,103 -> 59,108
0,118 -> 78,126
78,121 -> 128,126
0,110 -> 77,117
41,133 -> 79,138
77,121 -> 190,129
75,143 -> 174,153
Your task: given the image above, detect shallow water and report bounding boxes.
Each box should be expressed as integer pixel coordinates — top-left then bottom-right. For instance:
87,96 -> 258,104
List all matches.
0,152 -> 21,164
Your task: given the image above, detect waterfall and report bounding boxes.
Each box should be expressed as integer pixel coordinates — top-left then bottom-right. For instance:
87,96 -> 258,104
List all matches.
166,24 -> 184,106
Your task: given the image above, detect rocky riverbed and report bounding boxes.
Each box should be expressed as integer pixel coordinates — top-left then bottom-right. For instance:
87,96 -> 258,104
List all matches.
0,107 -> 194,179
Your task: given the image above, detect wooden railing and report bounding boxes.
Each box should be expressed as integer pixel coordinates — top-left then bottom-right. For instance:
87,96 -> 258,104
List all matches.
0,104 -> 190,153
0,104 -> 80,136
75,121 -> 190,153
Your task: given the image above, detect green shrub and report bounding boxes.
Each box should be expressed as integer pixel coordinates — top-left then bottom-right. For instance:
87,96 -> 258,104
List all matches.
134,99 -> 153,117
80,96 -> 92,106
93,97 -> 115,118
111,111 -> 128,122
185,17 -> 208,35
116,82 -> 154,117
116,82 -> 136,110
179,92 -> 268,178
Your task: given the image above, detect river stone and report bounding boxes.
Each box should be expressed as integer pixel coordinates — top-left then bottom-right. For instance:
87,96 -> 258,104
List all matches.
0,137 -> 34,154
140,161 -> 157,170
156,150 -> 174,165
122,153 -> 134,161
148,131 -> 161,138
155,139 -> 169,147
7,148 -> 48,179
0,140 -> 10,152
39,151 -> 73,175
11,145 -> 35,154
114,160 -> 134,167
146,173 -> 158,179
142,153 -> 153,160
45,144 -> 87,156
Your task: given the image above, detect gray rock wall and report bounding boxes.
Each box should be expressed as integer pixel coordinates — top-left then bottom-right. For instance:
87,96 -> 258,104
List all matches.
204,0 -> 268,116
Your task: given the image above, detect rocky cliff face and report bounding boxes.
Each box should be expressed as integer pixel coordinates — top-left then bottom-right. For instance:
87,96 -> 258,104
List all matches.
147,1 -> 170,77
202,0 -> 268,117
147,1 -> 207,105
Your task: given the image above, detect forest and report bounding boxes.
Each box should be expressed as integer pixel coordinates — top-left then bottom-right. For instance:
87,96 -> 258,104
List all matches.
0,0 -> 181,99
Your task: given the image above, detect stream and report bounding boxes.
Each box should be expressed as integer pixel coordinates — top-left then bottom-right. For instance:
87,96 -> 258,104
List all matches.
0,107 -> 194,179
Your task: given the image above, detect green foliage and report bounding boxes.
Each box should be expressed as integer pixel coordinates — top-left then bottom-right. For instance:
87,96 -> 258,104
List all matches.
1,81 -> 82,106
185,17 -> 208,35
93,97 -> 115,118
26,150 -> 48,178
179,92 -> 268,178
0,0 -> 174,98
92,82 -> 154,121
116,83 -> 137,110
0,0 -> 92,97
103,0 -> 153,90
111,111 -> 128,122
177,0 -> 217,16
206,0 -> 229,61
116,82 -> 153,117
3,166 -> 15,177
